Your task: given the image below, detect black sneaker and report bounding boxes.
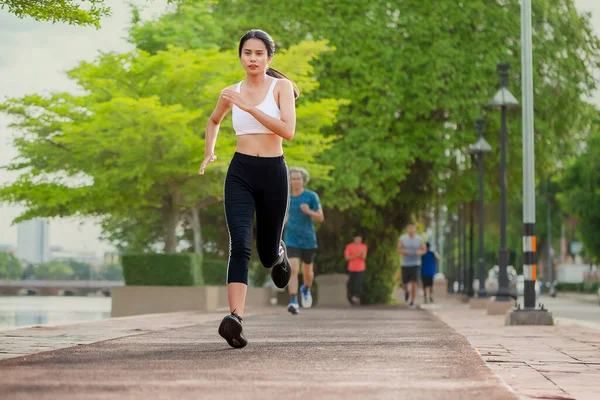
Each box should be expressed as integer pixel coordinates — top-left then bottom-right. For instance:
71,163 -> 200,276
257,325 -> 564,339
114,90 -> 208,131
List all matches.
271,241 -> 292,289
405,292 -> 409,302
218,312 -> 247,349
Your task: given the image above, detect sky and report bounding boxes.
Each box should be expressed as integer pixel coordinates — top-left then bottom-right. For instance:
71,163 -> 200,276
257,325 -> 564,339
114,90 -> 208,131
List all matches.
1,1 -> 600,257
0,0 -> 171,256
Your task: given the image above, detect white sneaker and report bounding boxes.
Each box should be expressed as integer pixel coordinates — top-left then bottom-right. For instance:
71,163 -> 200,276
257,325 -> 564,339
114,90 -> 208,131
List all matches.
287,302 -> 300,315
300,285 -> 313,308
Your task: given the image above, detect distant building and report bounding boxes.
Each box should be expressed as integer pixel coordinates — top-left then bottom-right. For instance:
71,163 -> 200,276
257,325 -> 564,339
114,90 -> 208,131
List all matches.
16,218 -> 50,264
50,247 -> 101,265
103,251 -> 120,266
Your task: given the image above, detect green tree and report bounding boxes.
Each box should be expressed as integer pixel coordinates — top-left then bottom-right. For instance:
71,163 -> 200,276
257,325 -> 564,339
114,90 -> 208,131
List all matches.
0,252 -> 23,280
63,259 -> 93,280
36,261 -> 74,280
558,118 -> 600,261
21,264 -> 35,280
99,263 -> 123,281
1,41 -> 346,253
206,0 -> 599,302
0,0 -> 182,28
128,0 -> 224,54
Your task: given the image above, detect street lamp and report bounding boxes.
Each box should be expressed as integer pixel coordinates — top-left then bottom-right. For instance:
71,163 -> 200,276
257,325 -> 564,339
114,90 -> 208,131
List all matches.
468,200 -> 475,297
451,213 -> 459,293
462,203 -> 468,295
458,205 -> 464,293
488,62 -> 519,302
469,119 -> 492,298
444,223 -> 453,293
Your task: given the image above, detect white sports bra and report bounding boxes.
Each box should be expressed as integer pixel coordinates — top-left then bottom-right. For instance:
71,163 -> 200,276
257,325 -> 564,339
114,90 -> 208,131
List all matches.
232,78 -> 281,136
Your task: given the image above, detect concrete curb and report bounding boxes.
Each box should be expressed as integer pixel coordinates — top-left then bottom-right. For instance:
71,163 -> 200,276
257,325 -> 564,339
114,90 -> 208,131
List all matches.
554,316 -> 600,331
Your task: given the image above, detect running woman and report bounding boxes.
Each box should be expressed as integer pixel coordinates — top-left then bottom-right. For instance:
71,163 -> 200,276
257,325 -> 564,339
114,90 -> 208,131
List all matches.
284,167 -> 324,315
199,29 -> 298,348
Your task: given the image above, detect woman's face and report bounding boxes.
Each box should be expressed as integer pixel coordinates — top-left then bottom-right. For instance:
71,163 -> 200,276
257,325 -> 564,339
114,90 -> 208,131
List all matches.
240,38 -> 272,76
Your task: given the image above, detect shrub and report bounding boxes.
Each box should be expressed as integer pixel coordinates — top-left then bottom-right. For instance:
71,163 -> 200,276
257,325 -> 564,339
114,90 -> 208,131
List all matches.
362,240 -> 400,305
201,255 -> 228,285
0,252 -> 23,280
555,281 -> 599,293
36,261 -> 74,280
122,253 -> 203,286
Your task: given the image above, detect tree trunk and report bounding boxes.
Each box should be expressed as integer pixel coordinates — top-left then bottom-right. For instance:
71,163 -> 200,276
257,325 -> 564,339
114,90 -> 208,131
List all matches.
190,208 -> 202,254
162,193 -> 180,253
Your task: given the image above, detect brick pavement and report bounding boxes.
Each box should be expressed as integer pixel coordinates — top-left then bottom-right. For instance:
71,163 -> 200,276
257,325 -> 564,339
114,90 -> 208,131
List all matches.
431,302 -> 600,400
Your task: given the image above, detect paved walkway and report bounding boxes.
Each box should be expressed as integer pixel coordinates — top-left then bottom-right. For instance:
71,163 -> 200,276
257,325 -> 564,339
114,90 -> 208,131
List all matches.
0,311 -> 232,360
0,306 -> 515,400
431,301 -> 600,400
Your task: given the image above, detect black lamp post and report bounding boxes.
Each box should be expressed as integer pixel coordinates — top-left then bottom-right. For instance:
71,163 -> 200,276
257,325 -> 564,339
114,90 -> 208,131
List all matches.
488,63 -> 519,302
451,213 -> 459,293
445,223 -> 453,293
467,200 -> 475,297
462,204 -> 468,294
469,119 -> 492,298
457,205 -> 464,293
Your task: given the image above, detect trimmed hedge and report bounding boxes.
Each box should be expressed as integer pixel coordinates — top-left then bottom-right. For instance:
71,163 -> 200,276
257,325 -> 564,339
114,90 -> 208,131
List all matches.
555,281 -> 598,293
122,253 -> 203,286
201,255 -> 228,285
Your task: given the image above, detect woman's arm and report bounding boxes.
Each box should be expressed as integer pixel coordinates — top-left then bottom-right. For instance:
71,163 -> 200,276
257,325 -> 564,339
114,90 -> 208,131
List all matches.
221,79 -> 296,141
199,92 -> 232,175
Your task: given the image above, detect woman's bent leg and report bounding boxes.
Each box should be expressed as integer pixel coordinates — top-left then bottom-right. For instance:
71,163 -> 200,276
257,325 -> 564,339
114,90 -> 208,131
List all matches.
255,162 -> 289,268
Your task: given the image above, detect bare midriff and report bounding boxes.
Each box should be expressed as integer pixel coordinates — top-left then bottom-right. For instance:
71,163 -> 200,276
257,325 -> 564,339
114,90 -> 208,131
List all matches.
236,133 -> 284,157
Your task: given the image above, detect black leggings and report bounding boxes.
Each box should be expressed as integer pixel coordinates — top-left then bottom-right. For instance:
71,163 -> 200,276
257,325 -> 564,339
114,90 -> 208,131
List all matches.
224,152 -> 289,284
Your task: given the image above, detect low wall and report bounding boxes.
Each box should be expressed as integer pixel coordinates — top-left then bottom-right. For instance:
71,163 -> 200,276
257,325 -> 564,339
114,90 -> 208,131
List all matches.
314,273 -> 349,307
111,286 -> 272,317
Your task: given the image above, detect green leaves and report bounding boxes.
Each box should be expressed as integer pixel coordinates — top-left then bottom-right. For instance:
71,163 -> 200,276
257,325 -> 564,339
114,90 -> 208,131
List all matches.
35,261 -> 74,280
1,12 -> 346,252
1,0 -> 111,27
558,118 -> 600,260
0,1 -> 187,28
211,0 -> 599,215
0,252 -> 22,280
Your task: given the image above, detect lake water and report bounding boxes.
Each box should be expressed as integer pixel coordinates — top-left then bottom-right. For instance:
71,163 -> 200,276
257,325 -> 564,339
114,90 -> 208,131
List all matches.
0,296 -> 111,329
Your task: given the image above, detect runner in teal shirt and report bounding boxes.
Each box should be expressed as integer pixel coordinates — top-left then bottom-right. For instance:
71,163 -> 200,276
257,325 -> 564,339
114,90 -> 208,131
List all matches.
284,167 -> 324,314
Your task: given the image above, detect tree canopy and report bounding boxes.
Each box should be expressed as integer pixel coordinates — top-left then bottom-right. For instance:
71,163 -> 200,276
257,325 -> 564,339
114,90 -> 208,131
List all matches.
0,40 -> 347,252
2,0 -> 599,302
0,0 -> 183,28
558,117 -> 600,261
0,252 -> 22,280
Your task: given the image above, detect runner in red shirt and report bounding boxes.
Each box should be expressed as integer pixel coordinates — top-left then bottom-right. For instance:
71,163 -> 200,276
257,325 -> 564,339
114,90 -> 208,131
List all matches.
344,235 -> 368,305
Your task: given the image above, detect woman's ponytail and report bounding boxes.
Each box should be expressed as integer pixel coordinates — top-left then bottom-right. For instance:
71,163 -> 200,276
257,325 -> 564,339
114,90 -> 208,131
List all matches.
267,67 -> 300,99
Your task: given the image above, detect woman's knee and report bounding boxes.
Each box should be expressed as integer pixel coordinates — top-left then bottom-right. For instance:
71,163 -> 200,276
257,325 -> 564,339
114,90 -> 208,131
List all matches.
227,256 -> 250,285
258,249 -> 279,269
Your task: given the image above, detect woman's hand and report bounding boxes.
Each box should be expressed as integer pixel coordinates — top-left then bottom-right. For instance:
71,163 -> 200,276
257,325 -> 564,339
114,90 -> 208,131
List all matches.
199,153 -> 217,175
221,89 -> 251,112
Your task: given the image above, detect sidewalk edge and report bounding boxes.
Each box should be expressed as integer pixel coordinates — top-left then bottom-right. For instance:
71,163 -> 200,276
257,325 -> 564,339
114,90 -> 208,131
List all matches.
425,307 -> 523,400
